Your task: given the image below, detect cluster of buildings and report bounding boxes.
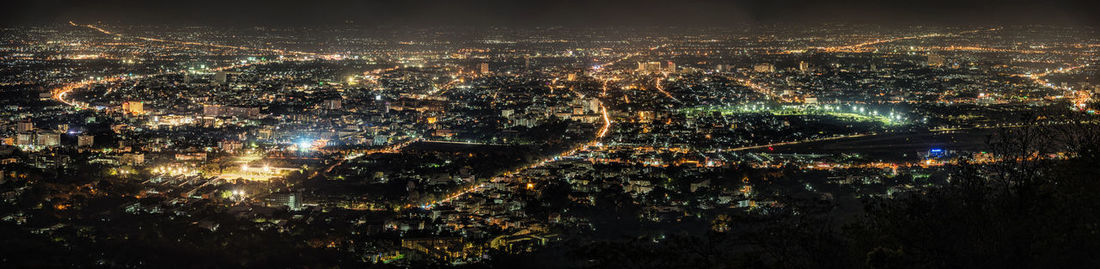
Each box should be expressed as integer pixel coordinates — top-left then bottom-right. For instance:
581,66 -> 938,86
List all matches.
0,23 -> 1096,266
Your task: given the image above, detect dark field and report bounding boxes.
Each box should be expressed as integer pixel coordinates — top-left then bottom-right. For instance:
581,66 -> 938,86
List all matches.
755,129 -> 994,161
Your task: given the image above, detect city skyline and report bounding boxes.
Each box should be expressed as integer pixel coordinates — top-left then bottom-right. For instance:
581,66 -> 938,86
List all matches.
5,0 -> 1100,26
1,1 -> 1099,268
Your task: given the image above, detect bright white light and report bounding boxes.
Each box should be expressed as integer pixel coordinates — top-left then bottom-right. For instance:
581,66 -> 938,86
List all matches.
375,95 -> 382,101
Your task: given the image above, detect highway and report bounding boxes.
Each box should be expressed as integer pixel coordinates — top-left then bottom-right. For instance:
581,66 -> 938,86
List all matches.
53,22 -> 314,108
1018,63 -> 1093,110
70,21 -> 318,56
785,27 -> 999,54
652,76 -> 681,103
409,103 -> 611,210
409,52 -> 626,209
724,75 -> 791,103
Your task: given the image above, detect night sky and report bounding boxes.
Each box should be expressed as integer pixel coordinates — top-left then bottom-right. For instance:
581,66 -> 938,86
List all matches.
4,0 -> 1100,26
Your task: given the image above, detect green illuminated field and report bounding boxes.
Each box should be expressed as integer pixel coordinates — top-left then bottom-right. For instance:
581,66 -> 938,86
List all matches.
681,104 -> 908,125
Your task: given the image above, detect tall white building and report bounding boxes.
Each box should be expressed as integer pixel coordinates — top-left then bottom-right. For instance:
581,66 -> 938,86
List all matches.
78,135 -> 95,147
17,121 -> 34,133
16,133 -> 34,146
478,62 -> 490,74
37,133 -> 60,147
637,61 -> 663,73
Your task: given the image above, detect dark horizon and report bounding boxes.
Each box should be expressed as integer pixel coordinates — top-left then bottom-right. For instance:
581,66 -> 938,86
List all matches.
5,0 -> 1100,27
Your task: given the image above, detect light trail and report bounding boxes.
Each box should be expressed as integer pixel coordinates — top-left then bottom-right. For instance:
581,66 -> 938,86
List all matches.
420,115 -> 1062,209
586,152 -> 1038,170
910,45 -> 1049,54
70,21 -> 318,56
1017,63 -> 1093,110
52,61 -> 272,108
309,138 -> 420,180
410,100 -> 613,210
429,78 -> 463,96
600,79 -> 609,97
653,77 -> 680,102
725,76 -> 793,103
604,132 -> 874,154
54,21 -> 318,108
362,44 -> 652,210
598,44 -> 664,69
814,33 -> 947,53
610,120 -> 1097,159
720,133 -> 872,152
784,27 -> 999,54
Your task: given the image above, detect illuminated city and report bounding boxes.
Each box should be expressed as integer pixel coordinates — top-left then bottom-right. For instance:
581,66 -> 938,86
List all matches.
1,0 -> 1099,268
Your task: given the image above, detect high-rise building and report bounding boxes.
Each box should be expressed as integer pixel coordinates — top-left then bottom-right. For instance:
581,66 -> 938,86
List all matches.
16,121 -> 33,133
219,140 -> 243,153
324,99 -> 342,110
78,135 -> 95,147
214,71 -> 228,85
637,111 -> 655,123
124,101 -> 144,114
37,133 -> 60,147
267,191 -> 305,209
203,104 -> 260,118
754,63 -> 776,73
647,62 -> 661,72
478,62 -> 490,74
372,135 -> 389,146
666,61 -> 676,73
584,98 -> 601,114
121,153 -> 144,165
287,192 -> 302,210
799,61 -> 811,72
637,61 -> 663,73
16,133 -> 33,146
